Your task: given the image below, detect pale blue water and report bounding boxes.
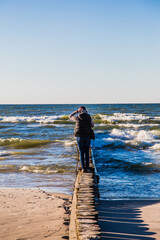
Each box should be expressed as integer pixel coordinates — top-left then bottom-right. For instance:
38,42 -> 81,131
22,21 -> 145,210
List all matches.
0,104 -> 160,199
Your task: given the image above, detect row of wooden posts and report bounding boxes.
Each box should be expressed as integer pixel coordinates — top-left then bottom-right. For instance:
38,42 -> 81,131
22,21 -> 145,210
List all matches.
69,148 -> 101,240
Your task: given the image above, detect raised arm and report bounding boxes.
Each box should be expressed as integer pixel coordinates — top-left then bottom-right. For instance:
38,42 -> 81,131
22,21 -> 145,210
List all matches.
69,110 -> 79,121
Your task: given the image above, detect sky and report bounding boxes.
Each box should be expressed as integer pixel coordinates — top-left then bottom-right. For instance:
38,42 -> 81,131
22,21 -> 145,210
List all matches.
0,0 -> 160,104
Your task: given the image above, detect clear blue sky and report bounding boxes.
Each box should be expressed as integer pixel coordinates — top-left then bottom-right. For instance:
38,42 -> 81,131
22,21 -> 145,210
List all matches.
0,0 -> 160,104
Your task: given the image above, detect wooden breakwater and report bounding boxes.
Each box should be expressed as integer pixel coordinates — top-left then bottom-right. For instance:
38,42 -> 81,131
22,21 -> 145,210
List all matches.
69,149 -> 101,240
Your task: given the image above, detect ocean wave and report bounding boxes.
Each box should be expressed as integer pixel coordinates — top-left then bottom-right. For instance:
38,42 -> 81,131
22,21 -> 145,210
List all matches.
95,138 -> 158,150
105,158 -> 160,173
0,151 -> 12,157
0,150 -> 41,158
94,123 -> 160,132
92,138 -> 127,150
0,138 -> 52,149
95,138 -> 126,148
128,162 -> 160,173
0,115 -> 71,124
54,139 -> 76,146
92,113 -> 160,128
1,113 -> 159,127
100,113 -> 150,122
93,129 -> 160,150
110,129 -> 156,141
117,123 -> 160,129
93,113 -> 160,126
140,119 -> 160,125
63,140 -> 76,146
0,164 -> 75,174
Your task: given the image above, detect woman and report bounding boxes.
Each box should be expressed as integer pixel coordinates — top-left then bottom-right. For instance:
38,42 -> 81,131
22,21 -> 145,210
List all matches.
69,106 -> 94,172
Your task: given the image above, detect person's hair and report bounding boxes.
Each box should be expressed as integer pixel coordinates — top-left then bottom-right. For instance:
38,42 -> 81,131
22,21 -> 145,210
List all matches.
80,106 -> 86,110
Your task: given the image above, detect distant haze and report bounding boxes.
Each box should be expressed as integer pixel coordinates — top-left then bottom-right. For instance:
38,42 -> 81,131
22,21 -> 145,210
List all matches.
0,0 -> 160,104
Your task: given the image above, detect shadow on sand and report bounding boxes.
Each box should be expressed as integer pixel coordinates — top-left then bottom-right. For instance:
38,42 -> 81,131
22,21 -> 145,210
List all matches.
96,200 -> 160,240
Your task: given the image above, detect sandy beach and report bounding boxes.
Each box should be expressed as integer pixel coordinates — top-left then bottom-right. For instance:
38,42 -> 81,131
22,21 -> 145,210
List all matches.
141,202 -> 160,240
96,199 -> 160,240
0,188 -> 71,240
1,190 -> 160,240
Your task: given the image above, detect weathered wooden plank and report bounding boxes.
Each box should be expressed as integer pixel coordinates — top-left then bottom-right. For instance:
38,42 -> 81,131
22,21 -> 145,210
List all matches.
69,147 -> 101,240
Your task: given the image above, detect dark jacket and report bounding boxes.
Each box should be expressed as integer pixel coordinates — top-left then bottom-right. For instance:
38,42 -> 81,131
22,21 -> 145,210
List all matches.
69,110 -> 94,137
74,113 -> 92,137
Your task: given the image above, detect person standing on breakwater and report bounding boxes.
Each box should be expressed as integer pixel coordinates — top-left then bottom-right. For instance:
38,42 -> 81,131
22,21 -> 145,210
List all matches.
69,106 -> 94,172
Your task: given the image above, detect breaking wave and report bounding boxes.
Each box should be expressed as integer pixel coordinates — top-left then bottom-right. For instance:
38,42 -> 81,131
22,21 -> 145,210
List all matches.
0,138 -> 52,149
100,113 -> 149,122
92,113 -> 160,124
0,151 -> 12,157
0,115 -> 72,124
1,113 -> 159,130
94,129 -> 160,150
0,164 -> 75,174
54,139 -> 76,146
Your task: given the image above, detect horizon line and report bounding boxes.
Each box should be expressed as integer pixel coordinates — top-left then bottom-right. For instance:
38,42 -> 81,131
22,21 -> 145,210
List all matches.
0,103 -> 160,105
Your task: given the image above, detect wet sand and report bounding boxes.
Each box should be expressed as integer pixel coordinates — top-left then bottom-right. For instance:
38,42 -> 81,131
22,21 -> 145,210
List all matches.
0,188 -> 71,240
96,200 -> 160,240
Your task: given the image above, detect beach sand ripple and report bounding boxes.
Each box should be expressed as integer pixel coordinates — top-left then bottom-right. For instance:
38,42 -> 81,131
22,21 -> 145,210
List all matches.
0,188 -> 71,240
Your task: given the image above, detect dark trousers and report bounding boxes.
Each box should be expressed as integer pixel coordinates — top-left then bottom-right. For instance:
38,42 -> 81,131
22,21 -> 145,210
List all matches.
76,137 -> 91,170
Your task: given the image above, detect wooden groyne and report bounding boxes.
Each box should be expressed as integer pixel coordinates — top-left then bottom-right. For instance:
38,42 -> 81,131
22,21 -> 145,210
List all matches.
69,149 -> 101,240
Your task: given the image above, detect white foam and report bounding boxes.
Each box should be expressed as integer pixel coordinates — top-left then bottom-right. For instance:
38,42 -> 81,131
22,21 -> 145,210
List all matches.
0,137 -> 21,143
19,166 -> 29,171
155,116 -> 160,120
136,130 -> 155,142
54,139 -> 76,146
118,123 -> 143,129
103,137 -> 125,147
110,129 -> 155,142
94,128 -> 160,149
100,113 -> 149,122
0,115 -> 66,124
151,143 -> 160,150
0,150 -> 12,157
64,140 -> 76,146
19,165 -> 63,174
19,166 -> 50,174
92,137 -> 125,148
118,123 -> 159,129
110,129 -> 134,140
151,130 -> 160,137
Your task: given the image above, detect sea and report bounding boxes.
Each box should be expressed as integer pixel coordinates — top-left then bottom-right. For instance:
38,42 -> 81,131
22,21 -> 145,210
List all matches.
0,104 -> 160,200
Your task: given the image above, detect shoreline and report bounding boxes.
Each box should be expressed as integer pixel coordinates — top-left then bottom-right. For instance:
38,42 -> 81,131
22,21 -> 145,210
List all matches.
0,188 -> 71,240
1,187 -> 160,240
